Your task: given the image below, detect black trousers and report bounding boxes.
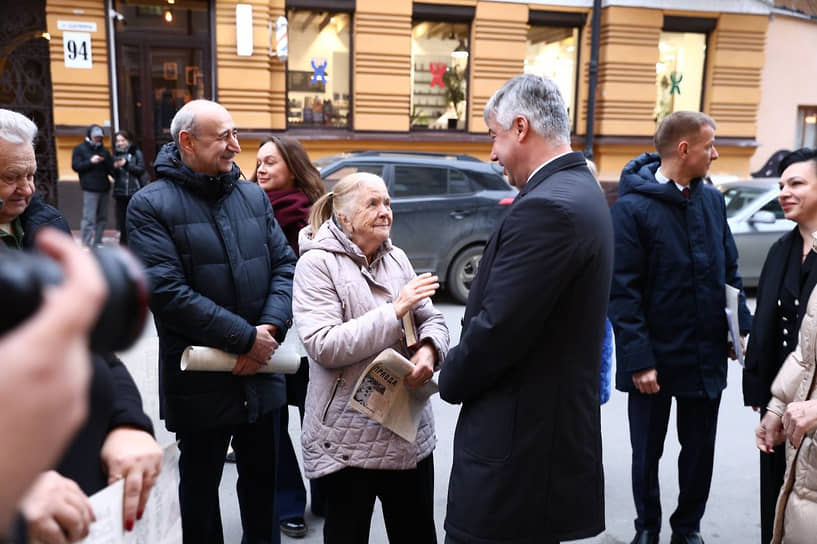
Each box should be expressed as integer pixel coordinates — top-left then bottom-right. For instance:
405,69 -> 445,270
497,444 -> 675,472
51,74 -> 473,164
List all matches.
176,411 -> 280,544
114,195 -> 131,245
759,423 -> 787,543
322,454 -> 436,544
628,391 -> 721,535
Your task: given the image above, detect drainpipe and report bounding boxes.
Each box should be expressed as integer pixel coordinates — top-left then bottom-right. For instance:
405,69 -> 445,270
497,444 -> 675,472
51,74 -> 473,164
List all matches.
106,0 -> 120,133
584,0 -> 601,160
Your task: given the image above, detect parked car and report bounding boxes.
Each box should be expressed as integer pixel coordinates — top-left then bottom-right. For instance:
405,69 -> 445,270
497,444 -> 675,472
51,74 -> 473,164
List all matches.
315,151 -> 517,303
718,178 -> 793,288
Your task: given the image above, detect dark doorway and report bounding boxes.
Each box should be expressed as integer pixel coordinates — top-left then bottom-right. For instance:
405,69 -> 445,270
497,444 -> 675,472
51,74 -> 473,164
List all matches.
113,1 -> 212,172
0,0 -> 58,205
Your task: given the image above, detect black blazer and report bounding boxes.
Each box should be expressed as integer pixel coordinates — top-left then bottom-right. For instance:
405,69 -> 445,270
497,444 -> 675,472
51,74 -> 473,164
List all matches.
439,151 -> 612,543
743,228 -> 817,407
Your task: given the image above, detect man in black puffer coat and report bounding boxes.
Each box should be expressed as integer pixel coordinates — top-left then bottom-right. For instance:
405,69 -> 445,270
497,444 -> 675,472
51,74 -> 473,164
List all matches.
127,99 -> 296,544
72,124 -> 113,247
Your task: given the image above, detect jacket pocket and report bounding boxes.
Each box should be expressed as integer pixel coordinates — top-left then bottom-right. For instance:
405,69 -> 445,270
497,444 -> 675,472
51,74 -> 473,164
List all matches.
459,387 -> 517,462
322,372 -> 345,426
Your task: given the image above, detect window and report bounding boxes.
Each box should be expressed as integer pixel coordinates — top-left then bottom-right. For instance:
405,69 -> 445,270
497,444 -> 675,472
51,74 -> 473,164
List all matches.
410,22 -> 469,130
448,169 -> 473,194
654,31 -> 707,125
392,166 -> 447,197
524,26 -> 579,128
796,106 -> 817,148
286,10 -> 351,128
322,164 -> 383,191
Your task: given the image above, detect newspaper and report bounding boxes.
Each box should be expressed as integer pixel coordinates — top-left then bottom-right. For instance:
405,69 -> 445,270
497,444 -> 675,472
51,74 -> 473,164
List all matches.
348,348 -> 437,442
180,343 -> 300,374
77,442 -> 182,544
725,284 -> 745,367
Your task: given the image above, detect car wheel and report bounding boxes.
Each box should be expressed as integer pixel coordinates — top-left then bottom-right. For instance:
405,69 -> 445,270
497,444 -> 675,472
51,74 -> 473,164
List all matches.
448,245 -> 484,305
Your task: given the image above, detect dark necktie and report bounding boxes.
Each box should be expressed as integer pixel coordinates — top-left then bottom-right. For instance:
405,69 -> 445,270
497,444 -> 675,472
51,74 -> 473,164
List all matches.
682,187 -> 690,199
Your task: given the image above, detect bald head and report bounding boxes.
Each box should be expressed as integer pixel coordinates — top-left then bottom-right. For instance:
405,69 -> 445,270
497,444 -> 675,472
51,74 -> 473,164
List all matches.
172,100 -> 241,176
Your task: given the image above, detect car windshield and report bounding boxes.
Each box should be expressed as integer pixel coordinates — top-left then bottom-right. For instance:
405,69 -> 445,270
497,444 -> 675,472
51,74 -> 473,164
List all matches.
721,186 -> 773,218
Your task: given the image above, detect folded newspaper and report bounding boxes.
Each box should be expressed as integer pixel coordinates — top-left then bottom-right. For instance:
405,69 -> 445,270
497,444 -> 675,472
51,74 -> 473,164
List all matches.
348,348 -> 438,442
180,344 -> 300,374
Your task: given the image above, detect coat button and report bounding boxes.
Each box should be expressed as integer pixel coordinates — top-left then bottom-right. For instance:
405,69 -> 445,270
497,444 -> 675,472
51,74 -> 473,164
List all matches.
243,401 -> 248,408
341,454 -> 349,461
778,299 -> 782,307
782,316 -> 789,322
324,442 -> 331,449
795,299 -> 800,307
783,340 -> 788,347
784,329 -> 789,335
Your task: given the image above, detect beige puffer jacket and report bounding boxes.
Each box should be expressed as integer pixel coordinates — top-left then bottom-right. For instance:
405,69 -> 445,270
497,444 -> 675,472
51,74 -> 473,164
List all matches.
767,286 -> 817,544
292,219 -> 450,479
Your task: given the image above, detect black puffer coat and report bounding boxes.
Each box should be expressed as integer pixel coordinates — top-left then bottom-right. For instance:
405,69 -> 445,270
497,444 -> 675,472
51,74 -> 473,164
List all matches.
112,145 -> 147,198
126,142 -> 296,432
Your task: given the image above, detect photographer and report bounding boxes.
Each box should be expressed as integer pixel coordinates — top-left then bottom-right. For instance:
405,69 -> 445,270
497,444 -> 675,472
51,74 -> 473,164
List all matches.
112,131 -> 146,246
72,124 -> 113,247
0,108 -> 161,543
0,227 -> 105,537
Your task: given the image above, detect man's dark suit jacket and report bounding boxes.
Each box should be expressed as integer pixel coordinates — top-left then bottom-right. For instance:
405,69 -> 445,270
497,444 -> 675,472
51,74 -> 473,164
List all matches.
439,151 -> 612,544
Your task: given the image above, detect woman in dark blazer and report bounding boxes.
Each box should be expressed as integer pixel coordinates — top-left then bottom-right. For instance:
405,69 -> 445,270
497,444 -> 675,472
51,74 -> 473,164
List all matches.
744,147 -> 817,544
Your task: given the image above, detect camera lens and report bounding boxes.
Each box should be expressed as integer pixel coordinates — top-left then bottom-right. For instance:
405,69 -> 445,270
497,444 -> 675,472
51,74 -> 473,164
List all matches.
0,246 -> 149,353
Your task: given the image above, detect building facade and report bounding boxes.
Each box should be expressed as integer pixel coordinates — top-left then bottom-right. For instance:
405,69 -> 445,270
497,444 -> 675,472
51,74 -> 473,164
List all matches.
0,0 -> 774,221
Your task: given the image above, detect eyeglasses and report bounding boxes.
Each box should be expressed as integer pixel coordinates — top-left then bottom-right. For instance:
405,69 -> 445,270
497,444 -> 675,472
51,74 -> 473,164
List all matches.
190,128 -> 240,144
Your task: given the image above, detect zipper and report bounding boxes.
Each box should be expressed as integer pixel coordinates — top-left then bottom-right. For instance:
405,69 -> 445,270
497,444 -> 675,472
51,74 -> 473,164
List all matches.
322,373 -> 344,424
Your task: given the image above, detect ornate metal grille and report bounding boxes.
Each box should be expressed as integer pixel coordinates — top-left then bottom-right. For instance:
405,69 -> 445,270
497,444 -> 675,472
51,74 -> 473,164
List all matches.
0,0 -> 59,206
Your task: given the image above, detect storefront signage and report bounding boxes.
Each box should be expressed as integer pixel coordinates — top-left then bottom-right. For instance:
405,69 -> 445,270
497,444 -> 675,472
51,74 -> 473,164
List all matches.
57,21 -> 97,32
310,58 -> 328,84
236,4 -> 253,57
63,31 -> 93,69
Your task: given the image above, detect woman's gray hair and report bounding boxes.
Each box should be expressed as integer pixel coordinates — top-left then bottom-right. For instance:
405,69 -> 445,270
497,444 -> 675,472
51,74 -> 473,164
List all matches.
308,172 -> 385,233
0,109 -> 38,145
483,74 -> 570,146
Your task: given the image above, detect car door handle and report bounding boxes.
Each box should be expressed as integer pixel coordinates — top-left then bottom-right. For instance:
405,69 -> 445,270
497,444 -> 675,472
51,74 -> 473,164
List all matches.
449,210 -> 473,220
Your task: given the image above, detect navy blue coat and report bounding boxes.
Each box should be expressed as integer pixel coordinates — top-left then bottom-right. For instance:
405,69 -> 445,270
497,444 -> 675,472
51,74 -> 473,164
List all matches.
72,139 -> 113,193
440,152 -> 611,543
126,142 -> 296,432
609,152 -> 752,398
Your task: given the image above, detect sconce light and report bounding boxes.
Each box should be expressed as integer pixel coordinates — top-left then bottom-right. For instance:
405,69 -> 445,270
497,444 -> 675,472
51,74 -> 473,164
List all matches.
451,39 -> 469,59
164,9 -> 173,23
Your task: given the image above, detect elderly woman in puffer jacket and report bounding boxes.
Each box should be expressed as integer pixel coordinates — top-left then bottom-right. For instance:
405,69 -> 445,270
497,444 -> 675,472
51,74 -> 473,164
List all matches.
292,172 -> 449,544
757,282 -> 817,544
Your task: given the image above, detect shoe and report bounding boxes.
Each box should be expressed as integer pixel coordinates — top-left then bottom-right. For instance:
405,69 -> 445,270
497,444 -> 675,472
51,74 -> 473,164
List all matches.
280,517 -> 307,538
630,530 -> 659,544
671,532 -> 704,544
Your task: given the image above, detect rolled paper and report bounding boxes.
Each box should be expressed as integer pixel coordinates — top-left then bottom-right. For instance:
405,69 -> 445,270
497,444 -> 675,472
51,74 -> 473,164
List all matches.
181,346 -> 300,374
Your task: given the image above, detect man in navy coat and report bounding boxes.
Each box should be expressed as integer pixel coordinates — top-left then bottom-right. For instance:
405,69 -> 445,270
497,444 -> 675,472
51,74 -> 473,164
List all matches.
439,74 -> 612,544
609,111 -> 752,544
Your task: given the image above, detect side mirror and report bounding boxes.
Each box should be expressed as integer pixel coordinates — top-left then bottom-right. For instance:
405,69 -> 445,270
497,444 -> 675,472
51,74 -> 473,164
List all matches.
748,210 -> 777,225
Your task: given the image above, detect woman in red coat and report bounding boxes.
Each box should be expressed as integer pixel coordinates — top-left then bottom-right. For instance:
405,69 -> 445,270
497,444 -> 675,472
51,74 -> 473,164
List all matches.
252,136 -> 325,538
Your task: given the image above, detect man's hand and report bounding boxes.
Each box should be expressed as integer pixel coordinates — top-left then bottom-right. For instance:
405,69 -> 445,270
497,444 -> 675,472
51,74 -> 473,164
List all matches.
90,154 -> 104,164
757,411 -> 784,453
728,335 -> 746,360
782,400 -> 817,449
114,158 -> 126,168
632,368 -> 660,394
404,343 -> 436,388
247,324 -> 279,364
232,354 -> 265,376
20,471 -> 95,544
100,427 -> 162,531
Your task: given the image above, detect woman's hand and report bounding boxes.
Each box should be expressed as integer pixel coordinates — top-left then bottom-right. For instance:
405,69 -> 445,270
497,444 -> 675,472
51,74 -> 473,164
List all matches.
393,273 -> 439,319
404,343 -> 436,388
783,400 -> 817,448
756,411 -> 784,453
100,427 -> 162,531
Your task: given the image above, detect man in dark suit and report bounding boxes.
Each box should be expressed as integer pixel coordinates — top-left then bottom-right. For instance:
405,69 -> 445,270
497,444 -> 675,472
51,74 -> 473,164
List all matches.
609,111 -> 752,544
439,74 -> 612,544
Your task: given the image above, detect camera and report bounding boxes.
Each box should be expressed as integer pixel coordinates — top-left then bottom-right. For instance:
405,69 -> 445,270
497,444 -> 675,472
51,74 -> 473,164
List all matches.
0,246 -> 149,352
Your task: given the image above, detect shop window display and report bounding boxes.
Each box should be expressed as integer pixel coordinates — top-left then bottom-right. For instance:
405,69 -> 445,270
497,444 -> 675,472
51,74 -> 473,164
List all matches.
654,31 -> 707,125
286,10 -> 351,128
796,106 -> 817,148
410,22 -> 469,130
524,26 -> 578,128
